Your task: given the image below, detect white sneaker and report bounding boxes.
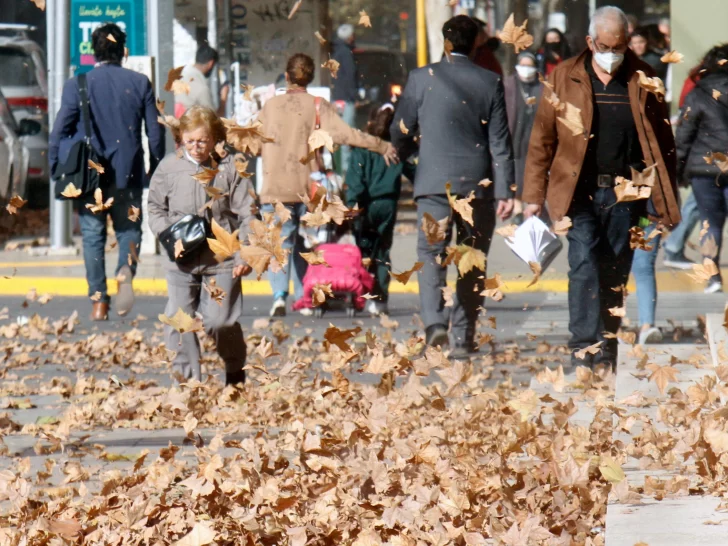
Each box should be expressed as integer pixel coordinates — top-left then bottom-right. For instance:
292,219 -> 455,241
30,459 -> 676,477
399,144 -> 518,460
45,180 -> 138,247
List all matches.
270,298 -> 286,317
365,300 -> 380,316
638,327 -> 663,346
705,281 -> 723,294
299,308 -> 313,317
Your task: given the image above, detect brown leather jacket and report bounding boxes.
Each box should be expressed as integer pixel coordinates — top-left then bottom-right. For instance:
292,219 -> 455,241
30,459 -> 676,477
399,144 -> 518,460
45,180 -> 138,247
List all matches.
522,49 -> 681,227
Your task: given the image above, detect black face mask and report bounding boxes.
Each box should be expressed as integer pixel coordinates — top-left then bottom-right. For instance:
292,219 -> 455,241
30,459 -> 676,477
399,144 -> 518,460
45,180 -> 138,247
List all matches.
544,42 -> 562,61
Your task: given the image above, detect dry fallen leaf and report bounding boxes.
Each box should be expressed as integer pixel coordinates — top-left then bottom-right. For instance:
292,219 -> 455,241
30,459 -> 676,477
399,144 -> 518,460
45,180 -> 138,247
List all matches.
85,188 -> 114,214
159,308 -> 204,334
689,258 -> 720,284
30,0 -> 45,9
598,456 -> 626,483
637,70 -> 666,101
233,155 -> 253,178
60,183 -> 82,198
479,179 -> 493,188
441,286 -> 454,307
574,341 -> 602,360
156,98 -> 165,115
88,159 -> 105,174
525,96 -> 537,105
164,66 -> 185,92
399,118 -> 409,135
174,239 -> 185,260
713,89 -> 723,100
390,262 -> 424,284
496,224 -> 518,239
175,521 -> 216,546
324,325 -> 361,352
207,219 -> 240,262
445,245 -> 486,276
421,212 -> 448,245
314,31 -> 327,45
128,206 -> 140,222
661,50 -> 684,64
287,0 -> 303,19
299,250 -> 328,266
203,278 -> 227,306
6,195 -> 27,215
646,363 -> 679,395
90,291 -> 102,302
614,177 -> 652,203
358,10 -> 372,28
192,166 -> 218,186
608,306 -> 626,317
704,152 -> 728,173
556,102 -> 584,136
527,261 -> 542,288
445,183 -> 475,226
321,58 -> 340,79
552,216 -> 572,236
498,13 -> 534,53
312,283 -> 334,307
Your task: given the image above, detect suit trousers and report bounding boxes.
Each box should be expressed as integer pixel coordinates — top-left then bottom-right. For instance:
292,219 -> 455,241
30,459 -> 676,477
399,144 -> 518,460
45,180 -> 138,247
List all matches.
416,195 -> 496,346
567,187 -> 640,366
164,268 -> 246,381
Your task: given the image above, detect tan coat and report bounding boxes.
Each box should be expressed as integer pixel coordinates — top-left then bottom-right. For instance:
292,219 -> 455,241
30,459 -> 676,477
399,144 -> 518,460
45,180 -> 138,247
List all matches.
257,91 -> 389,204
522,49 -> 681,227
147,152 -> 255,274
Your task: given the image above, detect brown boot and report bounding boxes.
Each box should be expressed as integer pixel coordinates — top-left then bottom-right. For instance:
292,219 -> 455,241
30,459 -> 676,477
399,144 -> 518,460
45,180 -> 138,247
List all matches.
116,265 -> 135,317
90,302 -> 109,321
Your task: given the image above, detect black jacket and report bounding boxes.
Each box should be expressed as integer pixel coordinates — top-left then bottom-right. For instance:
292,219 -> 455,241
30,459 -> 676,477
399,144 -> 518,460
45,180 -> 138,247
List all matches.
676,73 -> 728,182
331,39 -> 358,102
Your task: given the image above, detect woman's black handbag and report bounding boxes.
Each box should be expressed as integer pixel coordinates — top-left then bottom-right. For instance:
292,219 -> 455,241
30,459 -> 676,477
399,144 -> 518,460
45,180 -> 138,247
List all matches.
52,74 -> 105,199
159,214 -> 210,263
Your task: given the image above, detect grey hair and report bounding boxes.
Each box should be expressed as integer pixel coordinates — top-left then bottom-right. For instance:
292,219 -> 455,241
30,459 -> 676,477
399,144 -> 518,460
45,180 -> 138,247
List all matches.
337,24 -> 354,41
588,6 -> 629,39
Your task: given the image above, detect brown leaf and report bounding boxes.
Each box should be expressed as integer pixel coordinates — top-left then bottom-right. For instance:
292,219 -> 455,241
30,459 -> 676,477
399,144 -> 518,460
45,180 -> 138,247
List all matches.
300,250 -> 328,266
445,182 -> 475,225
312,283 -> 333,306
498,13 -> 534,53
207,219 -> 240,262
6,195 -> 27,215
661,50 -> 684,63
478,178 -> 493,188
164,66 -> 185,92
88,159 -> 105,174
714,89 -> 723,100
324,325 -> 361,352
223,119 -> 274,156
608,306 -> 626,317
274,201 -> 292,223
170,79 -> 191,96
287,0 -> 303,19
60,183 -> 82,198
90,291 -> 102,302
203,278 -> 226,306
527,261 -> 542,288
156,98 -> 165,115
399,118 -> 409,135
614,177 -> 652,203
689,258 -> 720,283
358,10 -> 372,27
646,363 -> 679,394
390,262 -> 424,284
85,188 -> 114,214
175,521 -> 216,546
421,212 -> 448,245
556,101 -> 584,136
552,216 -> 572,236
234,155 -> 253,178
128,206 -> 140,222
174,239 -> 185,260
192,166 -> 218,186
321,59 -> 340,78
704,152 -> 728,173
496,224 -> 518,239
159,308 -> 203,334
574,341 -> 602,360
47,519 -> 82,539
441,285 -> 454,307
314,31 -> 327,45
637,70 -> 666,101
30,0 -> 45,9
482,273 -> 504,301
240,84 -> 254,102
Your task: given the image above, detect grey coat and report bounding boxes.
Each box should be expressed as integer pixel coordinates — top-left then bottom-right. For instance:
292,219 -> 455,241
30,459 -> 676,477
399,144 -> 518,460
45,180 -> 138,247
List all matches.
390,55 -> 515,200
147,152 -> 255,274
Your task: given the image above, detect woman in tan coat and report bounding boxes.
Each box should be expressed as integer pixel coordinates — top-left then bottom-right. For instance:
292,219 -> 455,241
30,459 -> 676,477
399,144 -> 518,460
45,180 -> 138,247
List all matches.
257,53 -> 397,317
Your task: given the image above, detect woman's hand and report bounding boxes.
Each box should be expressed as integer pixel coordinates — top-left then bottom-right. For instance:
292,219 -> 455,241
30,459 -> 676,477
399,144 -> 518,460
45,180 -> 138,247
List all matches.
233,264 -> 253,278
383,143 -> 399,166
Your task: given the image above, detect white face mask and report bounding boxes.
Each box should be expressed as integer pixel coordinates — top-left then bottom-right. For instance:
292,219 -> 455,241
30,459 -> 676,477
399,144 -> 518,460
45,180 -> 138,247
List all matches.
515,65 -> 538,82
593,51 -> 624,74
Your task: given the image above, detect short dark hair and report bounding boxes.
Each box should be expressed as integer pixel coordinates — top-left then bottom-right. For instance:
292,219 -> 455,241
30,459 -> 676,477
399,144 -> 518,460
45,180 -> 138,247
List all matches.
196,44 -> 219,65
92,23 -> 126,63
442,15 -> 479,56
286,53 -> 315,87
703,43 -> 728,75
366,103 -> 394,141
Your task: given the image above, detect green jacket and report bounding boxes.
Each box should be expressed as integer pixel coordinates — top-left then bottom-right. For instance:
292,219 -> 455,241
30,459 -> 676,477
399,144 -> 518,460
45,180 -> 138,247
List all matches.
345,147 -> 416,207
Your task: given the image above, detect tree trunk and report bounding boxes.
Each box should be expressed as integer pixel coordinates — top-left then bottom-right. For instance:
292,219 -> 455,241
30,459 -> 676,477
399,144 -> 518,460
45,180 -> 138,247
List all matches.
425,0 -> 453,63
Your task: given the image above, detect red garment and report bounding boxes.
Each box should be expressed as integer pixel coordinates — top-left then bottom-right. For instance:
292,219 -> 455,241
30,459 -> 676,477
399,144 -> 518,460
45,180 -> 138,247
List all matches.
473,45 -> 503,75
544,61 -> 558,77
293,244 -> 374,311
679,77 -> 697,109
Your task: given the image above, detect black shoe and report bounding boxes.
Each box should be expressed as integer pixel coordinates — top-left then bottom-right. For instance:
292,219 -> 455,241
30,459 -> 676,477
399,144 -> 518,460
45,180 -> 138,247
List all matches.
225,370 -> 246,386
450,344 -> 477,360
570,349 -> 594,370
425,324 -> 449,348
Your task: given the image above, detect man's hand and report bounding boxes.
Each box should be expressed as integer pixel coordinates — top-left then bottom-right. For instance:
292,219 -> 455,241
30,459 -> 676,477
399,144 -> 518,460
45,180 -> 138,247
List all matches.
233,264 -> 252,278
523,203 -> 543,219
383,143 -> 399,166
496,199 -> 514,221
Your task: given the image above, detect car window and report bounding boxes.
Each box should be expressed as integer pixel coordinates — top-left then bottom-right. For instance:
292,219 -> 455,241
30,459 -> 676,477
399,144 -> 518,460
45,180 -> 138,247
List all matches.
355,53 -> 407,89
0,47 -> 38,87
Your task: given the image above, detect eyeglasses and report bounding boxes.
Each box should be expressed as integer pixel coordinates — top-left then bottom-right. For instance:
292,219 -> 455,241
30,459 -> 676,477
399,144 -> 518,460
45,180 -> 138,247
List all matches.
593,41 -> 628,54
183,139 -> 211,148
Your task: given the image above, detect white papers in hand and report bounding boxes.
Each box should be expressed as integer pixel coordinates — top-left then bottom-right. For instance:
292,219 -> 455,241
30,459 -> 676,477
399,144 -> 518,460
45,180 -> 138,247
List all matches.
503,216 -> 562,272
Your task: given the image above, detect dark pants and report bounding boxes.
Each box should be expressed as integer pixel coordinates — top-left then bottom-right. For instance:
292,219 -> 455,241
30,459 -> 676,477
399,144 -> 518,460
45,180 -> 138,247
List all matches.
567,187 -> 640,366
355,198 -> 397,302
692,174 -> 728,283
78,186 -> 142,303
416,195 -> 496,346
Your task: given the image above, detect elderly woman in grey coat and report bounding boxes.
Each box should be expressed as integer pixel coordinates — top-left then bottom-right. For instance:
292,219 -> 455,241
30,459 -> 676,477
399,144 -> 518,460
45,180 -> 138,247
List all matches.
148,106 -> 254,386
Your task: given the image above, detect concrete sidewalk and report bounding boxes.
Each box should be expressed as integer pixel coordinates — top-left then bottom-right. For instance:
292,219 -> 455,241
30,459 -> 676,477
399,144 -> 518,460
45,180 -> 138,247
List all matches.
0,225 -> 720,296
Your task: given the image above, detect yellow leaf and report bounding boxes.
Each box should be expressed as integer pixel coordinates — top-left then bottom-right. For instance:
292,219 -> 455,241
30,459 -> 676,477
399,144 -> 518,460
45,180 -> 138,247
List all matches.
599,456 -> 626,483
482,273 -> 504,301
87,159 -> 105,174
60,183 -> 82,199
300,250 -> 328,266
321,58 -> 340,78
556,101 -> 584,136
6,195 -> 27,215
159,308 -> 204,334
498,13 -> 534,53
552,216 -> 572,236
85,188 -> 114,214
390,262 -> 424,284
714,89 -> 723,100
399,118 -> 409,135
192,166 -> 218,186
646,363 -> 679,395
222,118 -> 274,156
507,389 -> 539,421
308,129 -> 335,154
661,50 -> 684,63
445,182 -> 475,226
455,245 -> 486,276
207,219 -> 240,262
358,10 -> 372,27
421,212 -> 448,245
274,201 -> 292,223
637,70 -> 666,101
495,224 -> 518,239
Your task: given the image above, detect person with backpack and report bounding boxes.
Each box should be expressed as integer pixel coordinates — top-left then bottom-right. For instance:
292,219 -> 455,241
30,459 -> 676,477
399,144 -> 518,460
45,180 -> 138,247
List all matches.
346,104 -> 416,316
676,43 -> 728,294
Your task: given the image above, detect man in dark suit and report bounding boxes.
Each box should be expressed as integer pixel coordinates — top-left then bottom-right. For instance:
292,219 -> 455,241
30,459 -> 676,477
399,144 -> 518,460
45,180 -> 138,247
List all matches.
49,23 -> 165,321
391,15 -> 515,359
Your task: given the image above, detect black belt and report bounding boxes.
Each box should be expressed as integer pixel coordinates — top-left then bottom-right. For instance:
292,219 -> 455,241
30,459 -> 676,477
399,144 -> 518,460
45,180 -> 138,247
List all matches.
596,174 -> 615,188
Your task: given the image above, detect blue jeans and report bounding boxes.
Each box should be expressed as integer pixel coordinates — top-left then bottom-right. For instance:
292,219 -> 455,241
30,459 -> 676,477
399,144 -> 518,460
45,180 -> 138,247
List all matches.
340,101 -> 356,174
567,187 -> 640,365
78,186 -> 142,303
632,223 -> 661,327
260,202 -> 308,301
692,174 -> 728,282
663,190 -> 699,255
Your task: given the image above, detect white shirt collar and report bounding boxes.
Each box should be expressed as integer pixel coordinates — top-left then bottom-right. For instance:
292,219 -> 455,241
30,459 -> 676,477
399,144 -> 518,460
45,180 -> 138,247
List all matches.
184,150 -> 199,165
450,52 -> 468,58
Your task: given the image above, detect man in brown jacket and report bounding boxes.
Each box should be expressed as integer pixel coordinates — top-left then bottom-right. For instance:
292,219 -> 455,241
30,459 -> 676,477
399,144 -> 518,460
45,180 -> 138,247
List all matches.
522,5 -> 680,369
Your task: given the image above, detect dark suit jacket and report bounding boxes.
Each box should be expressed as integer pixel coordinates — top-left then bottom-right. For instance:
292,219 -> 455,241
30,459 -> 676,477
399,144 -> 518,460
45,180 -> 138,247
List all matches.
390,55 -> 514,200
49,63 -> 165,189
